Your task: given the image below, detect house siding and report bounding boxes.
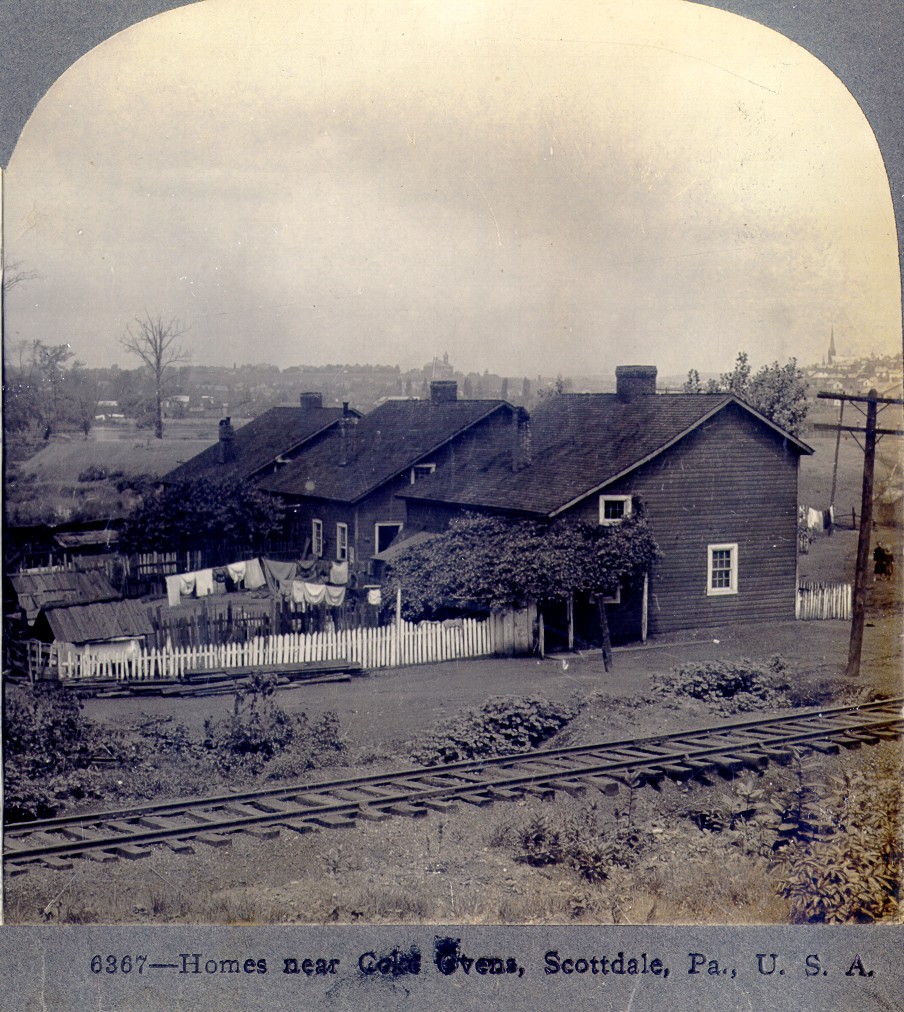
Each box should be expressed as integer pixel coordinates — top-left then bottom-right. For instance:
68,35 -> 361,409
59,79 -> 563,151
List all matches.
560,402 -> 801,634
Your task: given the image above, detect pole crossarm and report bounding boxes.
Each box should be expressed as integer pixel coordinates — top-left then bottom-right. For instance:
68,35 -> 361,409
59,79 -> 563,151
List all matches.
817,391 -> 904,406
812,423 -> 904,437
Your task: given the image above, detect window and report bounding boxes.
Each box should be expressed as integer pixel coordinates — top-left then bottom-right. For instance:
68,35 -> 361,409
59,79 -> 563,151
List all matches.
312,518 -> 323,558
410,463 -> 437,484
599,495 -> 632,525
602,584 -> 621,605
336,522 -> 348,562
375,522 -> 404,554
707,543 -> 738,596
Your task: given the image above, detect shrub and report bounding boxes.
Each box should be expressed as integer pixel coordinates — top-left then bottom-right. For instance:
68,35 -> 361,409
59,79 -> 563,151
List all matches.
410,695 -> 575,766
772,765 -> 901,923
77,465 -> 108,482
516,795 -> 647,884
3,686 -> 124,820
203,673 -> 344,776
648,656 -> 791,713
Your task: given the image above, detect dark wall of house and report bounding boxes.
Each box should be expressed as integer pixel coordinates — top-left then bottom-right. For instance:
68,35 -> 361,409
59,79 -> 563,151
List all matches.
561,403 -> 801,635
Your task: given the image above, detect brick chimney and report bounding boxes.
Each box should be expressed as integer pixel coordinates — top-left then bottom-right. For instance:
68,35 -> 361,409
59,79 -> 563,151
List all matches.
218,417 -> 236,464
430,380 -> 458,404
337,403 -> 357,466
615,366 -> 657,401
299,391 -> 323,409
511,407 -> 533,472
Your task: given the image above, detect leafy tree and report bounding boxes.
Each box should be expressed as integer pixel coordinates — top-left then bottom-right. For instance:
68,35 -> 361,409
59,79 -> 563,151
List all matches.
119,477 -> 284,555
683,352 -> 809,435
64,362 -> 101,437
119,313 -> 190,438
383,511 -> 660,669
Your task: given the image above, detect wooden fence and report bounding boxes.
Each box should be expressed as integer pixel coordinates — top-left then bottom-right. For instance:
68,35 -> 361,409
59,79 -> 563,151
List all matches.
796,580 -> 853,621
50,615 -> 497,682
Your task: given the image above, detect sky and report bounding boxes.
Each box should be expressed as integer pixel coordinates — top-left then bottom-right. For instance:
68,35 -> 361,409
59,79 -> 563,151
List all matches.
3,0 -> 900,378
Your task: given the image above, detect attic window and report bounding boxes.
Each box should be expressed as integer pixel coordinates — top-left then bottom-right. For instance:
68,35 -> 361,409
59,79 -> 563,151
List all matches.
410,463 -> 436,484
599,495 -> 632,525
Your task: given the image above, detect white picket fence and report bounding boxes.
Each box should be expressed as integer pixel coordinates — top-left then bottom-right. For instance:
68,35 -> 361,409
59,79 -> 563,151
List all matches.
55,616 -> 496,682
796,580 -> 853,621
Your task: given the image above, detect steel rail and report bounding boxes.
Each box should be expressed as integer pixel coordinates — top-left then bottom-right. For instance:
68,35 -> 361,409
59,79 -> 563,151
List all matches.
6,696 -> 902,869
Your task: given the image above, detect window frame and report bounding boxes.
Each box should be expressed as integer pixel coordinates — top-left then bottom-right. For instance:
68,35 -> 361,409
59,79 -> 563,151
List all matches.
374,521 -> 404,554
599,494 -> 633,525
312,518 -> 324,558
336,522 -> 348,562
410,462 -> 437,484
707,542 -> 739,596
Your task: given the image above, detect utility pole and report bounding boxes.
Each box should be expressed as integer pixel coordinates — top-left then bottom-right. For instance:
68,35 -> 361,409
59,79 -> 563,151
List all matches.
814,389 -> 904,678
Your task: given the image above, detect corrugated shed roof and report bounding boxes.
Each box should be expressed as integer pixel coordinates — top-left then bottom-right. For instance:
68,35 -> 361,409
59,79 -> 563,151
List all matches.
42,599 -> 154,644
163,405 -> 346,483
10,570 -> 120,622
401,393 -> 812,516
260,399 -> 511,502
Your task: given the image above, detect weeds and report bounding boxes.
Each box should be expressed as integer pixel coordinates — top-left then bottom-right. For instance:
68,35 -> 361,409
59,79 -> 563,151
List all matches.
410,695 -> 574,765
648,656 -> 792,714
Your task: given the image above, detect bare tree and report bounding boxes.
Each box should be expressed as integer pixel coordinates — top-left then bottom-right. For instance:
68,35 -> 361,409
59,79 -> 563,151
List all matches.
2,259 -> 39,294
119,313 -> 190,439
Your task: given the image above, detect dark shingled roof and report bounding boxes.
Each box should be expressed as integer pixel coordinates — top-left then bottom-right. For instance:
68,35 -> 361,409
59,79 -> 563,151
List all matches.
163,405 -> 346,484
400,393 -> 813,516
41,599 -> 154,644
260,399 -> 512,503
10,570 -> 120,623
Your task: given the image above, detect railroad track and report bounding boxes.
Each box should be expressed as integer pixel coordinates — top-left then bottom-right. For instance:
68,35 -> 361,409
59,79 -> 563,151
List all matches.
6,696 -> 902,874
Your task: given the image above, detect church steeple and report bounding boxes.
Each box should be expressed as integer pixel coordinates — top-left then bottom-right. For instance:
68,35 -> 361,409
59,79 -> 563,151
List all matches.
827,328 -> 836,365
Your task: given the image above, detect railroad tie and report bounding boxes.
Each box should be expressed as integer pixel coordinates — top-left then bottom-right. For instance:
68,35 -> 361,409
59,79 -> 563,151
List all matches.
164,840 -> 196,854
238,826 -> 282,841
192,832 -> 233,848
107,844 -> 152,861
355,805 -> 394,822
308,813 -> 358,829
375,802 -> 429,818
40,856 -> 75,871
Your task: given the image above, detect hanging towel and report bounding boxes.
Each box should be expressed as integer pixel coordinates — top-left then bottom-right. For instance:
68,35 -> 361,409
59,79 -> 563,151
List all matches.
329,560 -> 349,585
243,558 -> 266,591
366,588 -> 382,607
195,569 -> 214,598
179,573 -> 196,596
226,560 -> 247,584
263,558 -> 297,592
277,578 -> 295,599
325,584 -> 346,607
302,582 -> 327,606
166,574 -> 182,608
806,507 -> 821,531
829,505 -> 835,525
297,557 -> 318,577
291,579 -> 307,605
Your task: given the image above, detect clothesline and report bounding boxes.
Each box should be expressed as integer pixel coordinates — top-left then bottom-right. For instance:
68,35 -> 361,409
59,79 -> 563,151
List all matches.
165,556 -> 351,608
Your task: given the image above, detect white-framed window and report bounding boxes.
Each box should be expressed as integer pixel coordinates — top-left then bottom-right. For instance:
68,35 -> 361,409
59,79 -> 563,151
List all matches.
599,495 -> 632,525
707,542 -> 738,596
336,522 -> 348,561
410,463 -> 436,484
375,522 -> 404,554
312,518 -> 324,558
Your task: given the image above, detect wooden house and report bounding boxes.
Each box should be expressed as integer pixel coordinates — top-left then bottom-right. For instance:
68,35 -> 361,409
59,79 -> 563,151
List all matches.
259,381 -> 517,565
400,366 -> 813,644
163,392 -> 355,485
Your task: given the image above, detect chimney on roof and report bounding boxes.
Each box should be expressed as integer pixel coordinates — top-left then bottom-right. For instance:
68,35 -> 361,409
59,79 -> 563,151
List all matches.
218,417 -> 236,464
337,408 -> 358,467
299,391 -> 323,409
615,365 -> 657,401
430,380 -> 458,404
511,406 -> 533,472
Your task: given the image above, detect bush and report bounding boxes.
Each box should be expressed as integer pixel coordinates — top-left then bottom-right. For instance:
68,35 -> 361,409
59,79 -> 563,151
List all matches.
3,686 -> 125,820
772,765 -> 901,923
203,673 -> 344,776
410,695 -> 575,766
517,797 -> 647,884
78,465 -> 108,482
648,656 -> 791,714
